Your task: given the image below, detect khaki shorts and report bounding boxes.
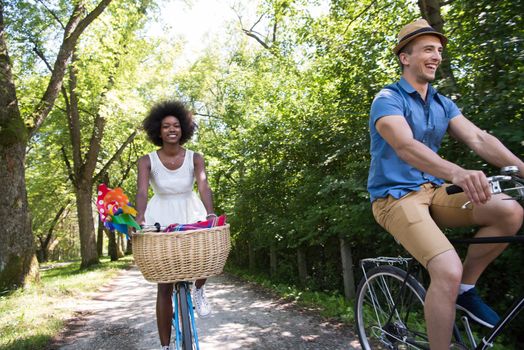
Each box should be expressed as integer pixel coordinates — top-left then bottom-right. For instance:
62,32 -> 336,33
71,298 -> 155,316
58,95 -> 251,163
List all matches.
372,183 -> 475,267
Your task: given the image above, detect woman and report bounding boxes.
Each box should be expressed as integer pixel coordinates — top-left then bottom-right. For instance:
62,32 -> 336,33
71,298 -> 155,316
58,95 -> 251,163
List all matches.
135,100 -> 215,350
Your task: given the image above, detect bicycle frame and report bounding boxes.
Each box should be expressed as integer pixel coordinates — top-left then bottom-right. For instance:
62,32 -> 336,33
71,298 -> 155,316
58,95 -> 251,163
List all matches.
448,236 -> 524,350
472,297 -> 524,350
172,281 -> 200,350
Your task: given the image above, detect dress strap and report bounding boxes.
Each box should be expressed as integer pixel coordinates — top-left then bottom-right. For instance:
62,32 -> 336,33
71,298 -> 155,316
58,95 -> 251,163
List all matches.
148,151 -> 160,172
186,149 -> 194,173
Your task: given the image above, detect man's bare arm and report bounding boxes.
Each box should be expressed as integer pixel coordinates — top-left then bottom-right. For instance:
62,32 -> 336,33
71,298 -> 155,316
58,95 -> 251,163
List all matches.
448,115 -> 524,175
376,115 -> 491,204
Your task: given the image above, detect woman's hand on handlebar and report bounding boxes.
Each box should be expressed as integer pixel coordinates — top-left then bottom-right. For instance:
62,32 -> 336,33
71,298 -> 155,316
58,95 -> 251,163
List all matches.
132,215 -> 145,233
451,168 -> 491,205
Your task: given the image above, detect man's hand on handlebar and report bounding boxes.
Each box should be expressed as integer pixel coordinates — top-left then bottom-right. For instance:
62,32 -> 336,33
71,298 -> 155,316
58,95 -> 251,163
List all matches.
447,166 -> 524,207
450,169 -> 491,205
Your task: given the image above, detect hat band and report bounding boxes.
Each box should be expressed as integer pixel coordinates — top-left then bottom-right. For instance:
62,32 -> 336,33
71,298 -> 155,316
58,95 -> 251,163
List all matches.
398,26 -> 440,44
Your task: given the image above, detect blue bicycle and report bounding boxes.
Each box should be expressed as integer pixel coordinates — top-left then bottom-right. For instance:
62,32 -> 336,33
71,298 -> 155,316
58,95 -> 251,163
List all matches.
132,224 -> 231,350
172,281 -> 199,350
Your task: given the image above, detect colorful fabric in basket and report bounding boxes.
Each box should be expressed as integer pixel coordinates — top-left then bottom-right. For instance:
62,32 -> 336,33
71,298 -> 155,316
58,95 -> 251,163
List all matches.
164,215 -> 226,232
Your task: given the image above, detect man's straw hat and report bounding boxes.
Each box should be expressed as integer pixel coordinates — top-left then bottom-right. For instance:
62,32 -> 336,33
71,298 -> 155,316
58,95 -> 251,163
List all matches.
393,19 -> 448,55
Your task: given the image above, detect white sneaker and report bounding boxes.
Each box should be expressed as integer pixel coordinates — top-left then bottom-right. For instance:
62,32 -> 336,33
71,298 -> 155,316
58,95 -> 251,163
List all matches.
192,285 -> 211,318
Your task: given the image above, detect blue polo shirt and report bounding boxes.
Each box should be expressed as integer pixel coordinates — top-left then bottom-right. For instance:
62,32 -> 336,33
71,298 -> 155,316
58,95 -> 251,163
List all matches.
367,77 -> 461,202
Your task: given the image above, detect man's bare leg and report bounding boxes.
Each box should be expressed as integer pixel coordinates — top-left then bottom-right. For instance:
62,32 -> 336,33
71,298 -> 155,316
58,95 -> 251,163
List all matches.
425,250 -> 463,350
462,197 -> 523,284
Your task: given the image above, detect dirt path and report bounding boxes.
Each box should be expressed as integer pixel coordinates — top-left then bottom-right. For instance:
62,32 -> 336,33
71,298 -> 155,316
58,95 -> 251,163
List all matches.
49,266 -> 362,350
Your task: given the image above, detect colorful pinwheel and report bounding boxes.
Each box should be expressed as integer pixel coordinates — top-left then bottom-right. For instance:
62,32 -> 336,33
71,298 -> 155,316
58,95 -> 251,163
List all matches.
96,183 -> 140,237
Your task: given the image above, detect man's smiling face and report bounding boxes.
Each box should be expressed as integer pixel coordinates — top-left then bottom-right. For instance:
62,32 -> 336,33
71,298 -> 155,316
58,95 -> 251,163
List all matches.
400,35 -> 443,84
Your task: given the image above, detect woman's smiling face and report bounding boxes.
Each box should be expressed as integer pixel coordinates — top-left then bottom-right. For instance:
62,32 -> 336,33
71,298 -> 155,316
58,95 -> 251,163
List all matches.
160,116 -> 182,144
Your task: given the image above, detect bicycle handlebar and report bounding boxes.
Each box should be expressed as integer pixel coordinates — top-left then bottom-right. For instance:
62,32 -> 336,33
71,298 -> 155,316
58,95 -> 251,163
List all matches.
449,235 -> 524,244
445,166 -> 524,202
446,175 -> 514,195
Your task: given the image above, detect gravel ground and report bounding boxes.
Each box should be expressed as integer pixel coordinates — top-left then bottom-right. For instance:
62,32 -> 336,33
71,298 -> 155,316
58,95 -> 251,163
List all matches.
48,266 -> 362,350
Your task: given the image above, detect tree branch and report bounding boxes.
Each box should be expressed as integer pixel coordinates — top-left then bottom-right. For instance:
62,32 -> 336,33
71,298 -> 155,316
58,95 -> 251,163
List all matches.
41,203 -> 69,251
194,112 -> 222,120
84,44 -> 127,179
342,0 -> 378,35
35,0 -> 65,29
29,0 -> 113,137
242,29 -> 271,49
61,146 -> 76,187
234,7 -> 274,51
115,149 -> 136,188
31,42 -> 53,72
93,130 -> 138,183
67,52 -> 83,170
250,13 -> 266,31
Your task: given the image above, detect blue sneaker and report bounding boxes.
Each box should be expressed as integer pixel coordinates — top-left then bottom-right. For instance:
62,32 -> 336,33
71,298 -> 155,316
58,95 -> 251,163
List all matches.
456,287 -> 500,328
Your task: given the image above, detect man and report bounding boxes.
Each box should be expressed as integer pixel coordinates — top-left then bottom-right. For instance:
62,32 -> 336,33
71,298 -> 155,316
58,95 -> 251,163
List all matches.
367,19 -> 524,349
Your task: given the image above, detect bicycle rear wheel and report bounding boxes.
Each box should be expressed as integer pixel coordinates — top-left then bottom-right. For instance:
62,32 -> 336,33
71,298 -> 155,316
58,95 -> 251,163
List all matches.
355,265 -> 428,350
177,283 -> 193,350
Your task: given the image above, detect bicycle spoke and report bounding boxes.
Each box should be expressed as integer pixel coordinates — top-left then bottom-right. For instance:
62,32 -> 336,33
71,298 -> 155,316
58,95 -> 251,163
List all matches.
356,266 -> 429,350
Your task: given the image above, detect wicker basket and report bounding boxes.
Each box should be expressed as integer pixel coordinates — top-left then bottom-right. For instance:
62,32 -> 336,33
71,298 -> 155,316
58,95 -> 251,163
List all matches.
132,224 -> 231,283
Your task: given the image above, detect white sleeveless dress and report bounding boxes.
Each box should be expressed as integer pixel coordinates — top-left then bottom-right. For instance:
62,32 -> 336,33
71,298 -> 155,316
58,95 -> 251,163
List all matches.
144,149 -> 207,227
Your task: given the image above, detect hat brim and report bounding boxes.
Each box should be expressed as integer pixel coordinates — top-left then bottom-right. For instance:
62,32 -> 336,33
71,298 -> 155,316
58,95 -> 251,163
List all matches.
393,31 -> 448,55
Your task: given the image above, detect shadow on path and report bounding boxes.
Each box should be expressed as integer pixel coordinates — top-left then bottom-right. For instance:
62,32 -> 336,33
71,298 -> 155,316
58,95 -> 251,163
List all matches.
48,266 -> 361,350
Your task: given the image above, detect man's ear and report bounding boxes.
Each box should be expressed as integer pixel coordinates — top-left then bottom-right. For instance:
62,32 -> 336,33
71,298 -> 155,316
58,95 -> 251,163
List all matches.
398,52 -> 409,66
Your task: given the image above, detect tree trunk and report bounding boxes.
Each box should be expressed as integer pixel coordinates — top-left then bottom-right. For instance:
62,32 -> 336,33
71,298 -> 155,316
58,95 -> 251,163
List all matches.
248,239 -> 256,270
0,141 -> 39,289
0,0 -> 113,290
0,7 -> 39,289
37,236 -> 50,263
269,242 -> 277,278
76,184 -> 99,268
125,237 -> 132,255
340,237 -> 355,301
117,234 -> 125,258
297,246 -> 308,286
97,217 -> 104,257
37,205 -> 67,263
107,229 -> 118,261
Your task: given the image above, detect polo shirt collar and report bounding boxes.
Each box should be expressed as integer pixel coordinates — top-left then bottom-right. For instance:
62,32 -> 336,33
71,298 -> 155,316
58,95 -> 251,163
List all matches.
399,77 -> 437,100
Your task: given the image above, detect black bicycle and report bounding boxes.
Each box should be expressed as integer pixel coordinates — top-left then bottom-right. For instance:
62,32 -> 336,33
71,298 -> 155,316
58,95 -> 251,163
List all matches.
355,166 -> 524,350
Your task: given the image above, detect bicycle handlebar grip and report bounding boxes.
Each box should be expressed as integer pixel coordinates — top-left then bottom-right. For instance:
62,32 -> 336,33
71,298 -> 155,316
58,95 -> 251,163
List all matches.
446,185 -> 464,195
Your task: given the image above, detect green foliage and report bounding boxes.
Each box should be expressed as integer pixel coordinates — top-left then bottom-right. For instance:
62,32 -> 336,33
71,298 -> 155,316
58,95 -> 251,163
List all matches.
440,1 -> 524,166
20,0 -> 175,262
188,0 -> 418,289
176,0 -> 522,346
13,0 -> 524,345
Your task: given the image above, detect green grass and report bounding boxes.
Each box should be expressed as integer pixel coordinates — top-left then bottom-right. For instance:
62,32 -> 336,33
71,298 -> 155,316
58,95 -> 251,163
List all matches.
0,256 -> 133,350
225,265 -> 355,324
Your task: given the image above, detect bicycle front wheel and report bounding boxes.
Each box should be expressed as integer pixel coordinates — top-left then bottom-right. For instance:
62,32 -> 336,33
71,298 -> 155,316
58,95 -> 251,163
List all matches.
355,265 -> 428,350
177,283 -> 193,350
